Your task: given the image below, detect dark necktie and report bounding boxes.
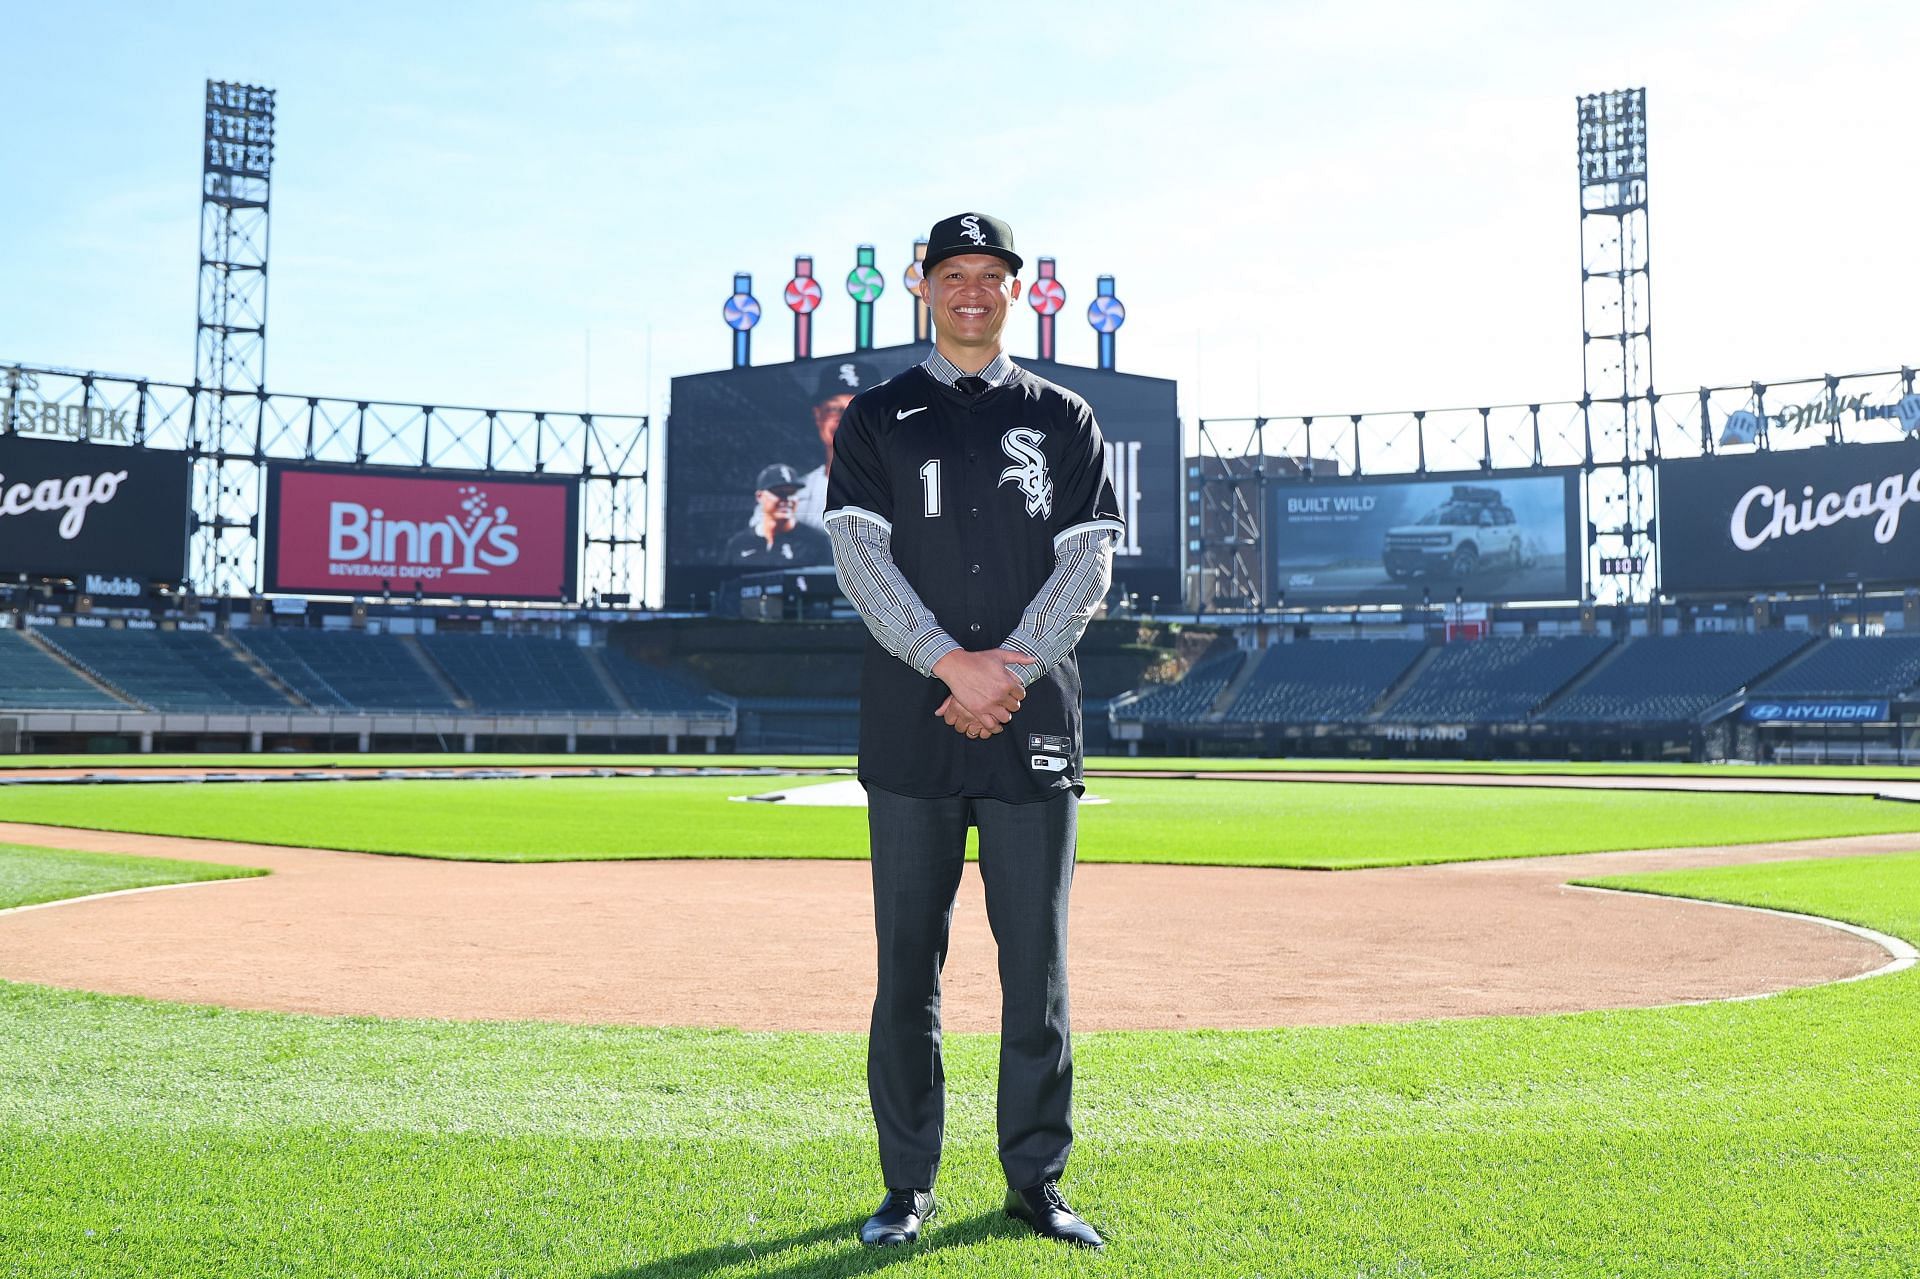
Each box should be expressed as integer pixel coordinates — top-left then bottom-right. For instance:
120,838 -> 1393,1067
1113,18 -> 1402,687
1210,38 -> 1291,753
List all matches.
954,375 -> 988,397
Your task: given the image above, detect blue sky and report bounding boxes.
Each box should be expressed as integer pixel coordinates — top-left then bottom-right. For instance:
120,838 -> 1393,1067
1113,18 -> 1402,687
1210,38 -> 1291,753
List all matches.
3,0 -> 1915,431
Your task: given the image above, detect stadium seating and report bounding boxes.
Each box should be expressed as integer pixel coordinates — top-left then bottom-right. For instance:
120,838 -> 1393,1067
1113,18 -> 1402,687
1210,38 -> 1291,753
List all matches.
1223,639 -> 1426,723
234,629 -> 457,712
0,630 -> 127,710
1381,636 -> 1612,723
35,626 -> 291,712
1540,632 -> 1810,724
1751,636 -> 1920,698
1113,649 -> 1247,723
419,633 -> 619,714
600,648 -> 731,714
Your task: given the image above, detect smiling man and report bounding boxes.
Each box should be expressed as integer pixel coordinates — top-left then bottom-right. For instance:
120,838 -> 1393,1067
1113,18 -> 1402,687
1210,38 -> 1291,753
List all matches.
823,211 -> 1123,1251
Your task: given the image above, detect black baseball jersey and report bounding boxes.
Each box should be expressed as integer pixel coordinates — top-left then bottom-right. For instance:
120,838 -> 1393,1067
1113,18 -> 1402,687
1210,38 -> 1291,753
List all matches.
825,364 -> 1123,802
722,521 -> 832,568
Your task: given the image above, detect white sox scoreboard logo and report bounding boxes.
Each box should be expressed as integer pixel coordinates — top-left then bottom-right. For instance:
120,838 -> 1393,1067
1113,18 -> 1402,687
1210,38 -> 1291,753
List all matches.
997,428 -> 1053,518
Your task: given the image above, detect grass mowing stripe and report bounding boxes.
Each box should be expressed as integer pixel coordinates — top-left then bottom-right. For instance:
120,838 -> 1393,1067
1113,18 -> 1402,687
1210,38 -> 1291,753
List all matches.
1,848 -> 1918,1275
4,776 -> 1920,868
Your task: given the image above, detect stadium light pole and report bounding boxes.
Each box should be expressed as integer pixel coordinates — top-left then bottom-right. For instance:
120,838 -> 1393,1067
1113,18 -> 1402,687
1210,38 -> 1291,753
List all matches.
1575,87 -> 1654,610
194,79 -> 275,597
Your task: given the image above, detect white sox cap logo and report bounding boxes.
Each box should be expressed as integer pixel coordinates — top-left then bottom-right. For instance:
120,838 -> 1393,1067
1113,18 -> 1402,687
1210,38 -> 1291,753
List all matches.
997,428 -> 1053,519
838,363 -> 861,387
959,214 -> 986,245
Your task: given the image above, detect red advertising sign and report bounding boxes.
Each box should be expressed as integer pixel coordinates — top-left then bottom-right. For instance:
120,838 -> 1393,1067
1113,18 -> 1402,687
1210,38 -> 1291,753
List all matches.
264,464 -> 579,601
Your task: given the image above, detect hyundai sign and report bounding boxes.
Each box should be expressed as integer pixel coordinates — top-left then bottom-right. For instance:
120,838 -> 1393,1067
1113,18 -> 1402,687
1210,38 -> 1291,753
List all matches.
264,463 -> 580,600
1743,699 -> 1890,723
0,434 -> 190,581
1658,439 -> 1920,593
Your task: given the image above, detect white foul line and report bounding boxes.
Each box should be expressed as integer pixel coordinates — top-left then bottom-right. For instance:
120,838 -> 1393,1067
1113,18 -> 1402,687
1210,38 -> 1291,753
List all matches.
0,875 -> 260,919
1565,883 -> 1918,1002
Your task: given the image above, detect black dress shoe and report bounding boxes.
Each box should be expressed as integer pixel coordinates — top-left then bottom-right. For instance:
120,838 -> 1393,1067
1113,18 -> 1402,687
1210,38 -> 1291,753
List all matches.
1004,1180 -> 1104,1249
859,1187 -> 936,1247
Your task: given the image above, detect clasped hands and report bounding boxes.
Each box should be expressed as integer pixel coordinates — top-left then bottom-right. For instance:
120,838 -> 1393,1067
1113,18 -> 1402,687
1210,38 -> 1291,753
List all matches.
931,648 -> 1038,740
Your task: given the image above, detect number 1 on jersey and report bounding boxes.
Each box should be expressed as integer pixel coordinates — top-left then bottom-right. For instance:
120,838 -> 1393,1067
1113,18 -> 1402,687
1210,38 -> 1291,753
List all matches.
919,458 -> 942,517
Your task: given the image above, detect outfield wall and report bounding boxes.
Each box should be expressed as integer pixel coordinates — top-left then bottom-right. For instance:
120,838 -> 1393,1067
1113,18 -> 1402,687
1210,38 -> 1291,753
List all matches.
5,708 -> 732,754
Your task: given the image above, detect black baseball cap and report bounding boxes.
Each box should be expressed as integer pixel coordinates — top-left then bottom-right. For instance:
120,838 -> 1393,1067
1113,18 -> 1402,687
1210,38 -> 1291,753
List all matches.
755,463 -> 803,494
924,212 -> 1022,274
814,359 -> 879,401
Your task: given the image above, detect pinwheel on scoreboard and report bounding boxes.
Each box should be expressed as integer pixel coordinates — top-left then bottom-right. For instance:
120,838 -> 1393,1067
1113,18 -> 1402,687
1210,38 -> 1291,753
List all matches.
784,256 -> 822,361
723,272 -> 761,369
903,239 -> 930,344
1087,274 -> 1125,370
845,245 -> 885,352
1028,257 -> 1066,362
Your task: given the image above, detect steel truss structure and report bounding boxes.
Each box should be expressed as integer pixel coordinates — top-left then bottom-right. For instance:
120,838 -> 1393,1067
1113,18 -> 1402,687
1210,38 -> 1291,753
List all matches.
1576,87 -> 1655,606
1,364 -> 647,604
196,81 -> 277,595
1191,364 -> 1918,611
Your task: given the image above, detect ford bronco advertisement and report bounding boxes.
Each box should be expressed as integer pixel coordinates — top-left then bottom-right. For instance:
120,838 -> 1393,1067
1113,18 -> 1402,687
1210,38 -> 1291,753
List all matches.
1267,471 -> 1582,605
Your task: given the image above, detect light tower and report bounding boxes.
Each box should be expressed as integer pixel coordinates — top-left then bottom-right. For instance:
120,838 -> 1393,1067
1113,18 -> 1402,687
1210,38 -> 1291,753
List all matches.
1576,87 -> 1654,606
193,79 -> 275,595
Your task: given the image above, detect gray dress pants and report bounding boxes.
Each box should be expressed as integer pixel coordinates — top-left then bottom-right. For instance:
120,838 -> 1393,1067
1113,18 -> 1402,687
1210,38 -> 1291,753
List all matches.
864,783 -> 1078,1192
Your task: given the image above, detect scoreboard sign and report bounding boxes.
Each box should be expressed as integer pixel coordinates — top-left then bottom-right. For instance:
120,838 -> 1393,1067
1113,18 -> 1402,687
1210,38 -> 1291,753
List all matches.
0,434 -> 190,582
265,463 -> 580,601
1658,439 -> 1920,593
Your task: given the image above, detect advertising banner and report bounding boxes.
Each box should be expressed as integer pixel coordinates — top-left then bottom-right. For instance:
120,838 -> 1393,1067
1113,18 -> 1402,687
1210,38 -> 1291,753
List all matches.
1267,470 -> 1583,605
0,433 -> 190,582
1743,699 -> 1891,723
1657,439 -> 1920,594
663,343 -> 1180,607
264,464 -> 579,600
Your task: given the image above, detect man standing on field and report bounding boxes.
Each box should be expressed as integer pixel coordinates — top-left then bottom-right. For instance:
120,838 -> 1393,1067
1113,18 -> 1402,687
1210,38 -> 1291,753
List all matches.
824,211 -> 1121,1251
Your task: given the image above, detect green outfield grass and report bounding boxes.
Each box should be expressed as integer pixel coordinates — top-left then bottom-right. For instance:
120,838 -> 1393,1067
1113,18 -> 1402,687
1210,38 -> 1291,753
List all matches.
0,842 -> 263,911
5,775 -> 1920,868
4,750 -> 1920,783
1,835 -> 1916,1275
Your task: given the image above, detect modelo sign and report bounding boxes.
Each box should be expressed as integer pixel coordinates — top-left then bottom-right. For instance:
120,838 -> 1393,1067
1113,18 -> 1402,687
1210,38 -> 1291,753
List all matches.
265,463 -> 579,601
0,433 -> 190,581
1658,439 -> 1920,593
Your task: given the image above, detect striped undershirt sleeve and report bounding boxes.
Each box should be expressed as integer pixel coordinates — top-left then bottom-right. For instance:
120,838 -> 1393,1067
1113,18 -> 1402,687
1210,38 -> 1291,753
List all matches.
1000,525 -> 1119,687
825,510 -> 961,678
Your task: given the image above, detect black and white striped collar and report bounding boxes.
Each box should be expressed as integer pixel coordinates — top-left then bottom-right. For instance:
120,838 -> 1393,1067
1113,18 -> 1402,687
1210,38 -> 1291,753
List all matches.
920,348 -> 1018,390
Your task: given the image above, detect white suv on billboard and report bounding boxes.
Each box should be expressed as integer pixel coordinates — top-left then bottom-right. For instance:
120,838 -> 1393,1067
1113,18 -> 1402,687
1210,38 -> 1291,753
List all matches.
1382,485 -> 1533,579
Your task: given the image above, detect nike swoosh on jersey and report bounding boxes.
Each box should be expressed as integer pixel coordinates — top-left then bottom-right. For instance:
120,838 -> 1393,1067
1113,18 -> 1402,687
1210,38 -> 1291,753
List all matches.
895,406 -> 929,420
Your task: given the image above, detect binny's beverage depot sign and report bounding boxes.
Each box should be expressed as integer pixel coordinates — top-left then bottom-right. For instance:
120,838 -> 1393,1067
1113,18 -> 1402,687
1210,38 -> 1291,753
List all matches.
0,432 -> 191,583
262,462 -> 581,602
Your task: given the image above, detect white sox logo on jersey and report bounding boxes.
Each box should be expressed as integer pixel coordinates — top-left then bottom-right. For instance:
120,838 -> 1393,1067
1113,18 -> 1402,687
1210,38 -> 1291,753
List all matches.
959,215 -> 986,245
997,428 -> 1053,518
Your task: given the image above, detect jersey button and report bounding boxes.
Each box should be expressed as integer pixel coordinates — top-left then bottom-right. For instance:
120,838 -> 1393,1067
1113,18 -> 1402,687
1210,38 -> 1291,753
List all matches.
970,507 -> 979,518
969,563 -> 981,574
969,623 -> 982,634
968,451 -> 978,462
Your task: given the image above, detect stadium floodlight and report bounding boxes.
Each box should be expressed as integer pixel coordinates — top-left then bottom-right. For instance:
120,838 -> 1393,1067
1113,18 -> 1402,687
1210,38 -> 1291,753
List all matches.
1575,87 -> 1647,194
195,80 -> 277,599
1574,87 -> 1654,609
203,81 -> 275,183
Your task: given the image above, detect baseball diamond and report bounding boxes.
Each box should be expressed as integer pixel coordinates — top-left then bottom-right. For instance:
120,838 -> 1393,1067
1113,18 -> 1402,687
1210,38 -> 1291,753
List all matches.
6,13 -> 1920,1274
